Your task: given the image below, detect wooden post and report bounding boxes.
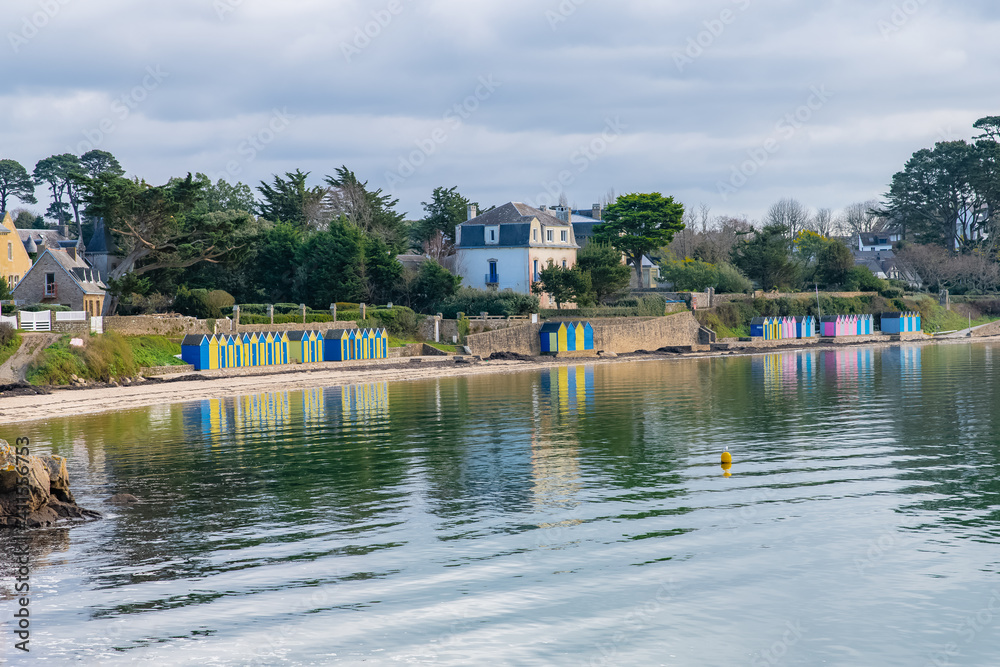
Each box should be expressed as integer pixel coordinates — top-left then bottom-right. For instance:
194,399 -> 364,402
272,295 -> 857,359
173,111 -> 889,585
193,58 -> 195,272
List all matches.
268,304 -> 274,324
232,305 -> 240,333
360,303 -> 367,321
331,303 -> 337,321
300,303 -> 306,324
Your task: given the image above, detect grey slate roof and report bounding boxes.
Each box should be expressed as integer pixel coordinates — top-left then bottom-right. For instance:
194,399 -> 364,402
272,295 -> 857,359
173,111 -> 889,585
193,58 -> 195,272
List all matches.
463,202 -> 571,228
457,201 -> 578,248
45,248 -> 106,295
16,228 -> 66,251
86,218 -> 115,254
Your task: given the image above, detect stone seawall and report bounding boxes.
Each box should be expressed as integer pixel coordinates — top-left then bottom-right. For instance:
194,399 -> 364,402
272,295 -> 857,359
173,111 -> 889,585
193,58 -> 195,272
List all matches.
103,315 -> 360,338
464,312 -> 702,357
971,321 -> 1000,337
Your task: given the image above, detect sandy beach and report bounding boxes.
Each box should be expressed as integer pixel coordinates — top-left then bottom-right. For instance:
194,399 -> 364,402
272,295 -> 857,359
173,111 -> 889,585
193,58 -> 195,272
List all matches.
0,335 -> 984,426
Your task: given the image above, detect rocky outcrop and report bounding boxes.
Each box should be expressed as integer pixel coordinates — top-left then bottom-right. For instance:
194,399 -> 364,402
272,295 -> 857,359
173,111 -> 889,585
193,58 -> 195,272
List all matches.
0,440 -> 100,528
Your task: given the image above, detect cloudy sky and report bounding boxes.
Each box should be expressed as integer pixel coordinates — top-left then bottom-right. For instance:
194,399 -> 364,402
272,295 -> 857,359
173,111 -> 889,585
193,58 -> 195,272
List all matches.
3,0 -> 999,224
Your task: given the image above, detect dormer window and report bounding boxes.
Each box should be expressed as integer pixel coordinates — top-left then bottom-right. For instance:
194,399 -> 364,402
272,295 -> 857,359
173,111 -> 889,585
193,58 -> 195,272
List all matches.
533,228 -> 538,242
486,226 -> 499,245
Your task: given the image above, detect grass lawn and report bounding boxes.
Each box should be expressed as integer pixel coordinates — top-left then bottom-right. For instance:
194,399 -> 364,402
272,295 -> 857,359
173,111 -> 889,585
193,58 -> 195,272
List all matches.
125,335 -> 186,367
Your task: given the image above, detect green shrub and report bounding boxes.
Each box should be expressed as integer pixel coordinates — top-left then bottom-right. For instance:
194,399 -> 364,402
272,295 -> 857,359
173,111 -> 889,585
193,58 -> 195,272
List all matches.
27,337 -> 88,385
660,259 -> 752,293
80,332 -> 139,382
438,288 -> 539,318
0,326 -> 21,368
20,304 -> 70,312
174,287 -> 222,319
843,266 -> 887,293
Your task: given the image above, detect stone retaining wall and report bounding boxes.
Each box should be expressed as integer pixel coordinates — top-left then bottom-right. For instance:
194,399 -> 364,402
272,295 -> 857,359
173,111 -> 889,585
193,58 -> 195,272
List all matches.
141,364 -> 194,376
463,312 -> 702,357
52,321 -> 89,335
103,315 -> 360,338
971,321 -> 1000,337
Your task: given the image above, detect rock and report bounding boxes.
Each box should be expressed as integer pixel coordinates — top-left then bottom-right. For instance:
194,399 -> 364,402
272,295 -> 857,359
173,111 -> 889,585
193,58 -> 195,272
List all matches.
598,351 -> 618,358
0,439 -> 100,528
106,493 -> 139,505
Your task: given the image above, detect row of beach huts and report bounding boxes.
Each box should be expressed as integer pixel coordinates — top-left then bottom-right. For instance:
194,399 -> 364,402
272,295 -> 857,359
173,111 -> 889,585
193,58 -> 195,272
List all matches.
180,328 -> 389,370
750,313 -> 922,340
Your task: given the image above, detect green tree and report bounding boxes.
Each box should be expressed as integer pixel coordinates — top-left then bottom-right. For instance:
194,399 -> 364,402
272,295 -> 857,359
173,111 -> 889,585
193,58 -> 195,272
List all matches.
325,166 -> 408,252
882,140 -> 985,248
79,150 -> 124,178
532,263 -> 592,309
293,218 -> 366,308
415,186 -> 470,245
816,239 -> 855,285
594,192 -> 685,286
0,159 -> 38,218
34,153 -> 82,232
410,260 -> 462,313
77,173 -> 252,312
731,224 -> 801,290
362,235 -> 403,303
0,276 -> 11,302
257,169 -> 324,227
194,174 -> 257,214
247,222 -> 303,303
576,242 -> 631,302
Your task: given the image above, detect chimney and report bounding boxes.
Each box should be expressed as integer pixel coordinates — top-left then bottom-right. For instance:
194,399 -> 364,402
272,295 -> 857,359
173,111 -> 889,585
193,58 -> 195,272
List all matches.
467,204 -> 478,221
592,203 -> 602,220
554,206 -> 569,223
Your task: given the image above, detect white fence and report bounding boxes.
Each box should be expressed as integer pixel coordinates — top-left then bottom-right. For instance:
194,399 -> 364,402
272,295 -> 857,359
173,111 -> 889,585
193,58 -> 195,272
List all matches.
18,311 -> 51,332
55,311 -> 88,322
0,315 -> 16,329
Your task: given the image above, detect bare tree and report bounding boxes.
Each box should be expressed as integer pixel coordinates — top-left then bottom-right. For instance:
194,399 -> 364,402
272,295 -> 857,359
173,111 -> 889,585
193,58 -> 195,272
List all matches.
839,199 -> 886,237
765,198 -> 809,237
422,230 -> 454,262
698,203 -> 711,232
810,207 -> 837,237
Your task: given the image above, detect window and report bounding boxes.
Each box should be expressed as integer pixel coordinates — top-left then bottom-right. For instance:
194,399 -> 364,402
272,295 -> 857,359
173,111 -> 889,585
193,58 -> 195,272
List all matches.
487,260 -> 499,286
546,229 -> 553,242
490,229 -> 496,242
7,242 -> 11,260
533,229 -> 538,242
486,225 -> 500,245
560,230 -> 567,242
533,259 -> 539,282
562,260 -> 567,268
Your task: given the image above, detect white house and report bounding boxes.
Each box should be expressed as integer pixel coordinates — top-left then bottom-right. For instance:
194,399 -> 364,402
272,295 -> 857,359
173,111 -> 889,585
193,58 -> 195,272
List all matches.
454,202 -> 578,308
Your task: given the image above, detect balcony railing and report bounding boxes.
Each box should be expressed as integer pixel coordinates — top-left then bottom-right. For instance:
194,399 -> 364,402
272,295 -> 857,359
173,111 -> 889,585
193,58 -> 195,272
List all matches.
44,283 -> 57,298
485,273 -> 499,285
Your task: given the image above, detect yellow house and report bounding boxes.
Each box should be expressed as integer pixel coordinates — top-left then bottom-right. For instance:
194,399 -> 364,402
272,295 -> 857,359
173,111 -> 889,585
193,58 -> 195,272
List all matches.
0,212 -> 32,291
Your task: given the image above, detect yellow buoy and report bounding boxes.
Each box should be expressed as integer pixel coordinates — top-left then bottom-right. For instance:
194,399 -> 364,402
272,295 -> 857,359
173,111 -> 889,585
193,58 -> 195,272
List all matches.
721,447 -> 732,464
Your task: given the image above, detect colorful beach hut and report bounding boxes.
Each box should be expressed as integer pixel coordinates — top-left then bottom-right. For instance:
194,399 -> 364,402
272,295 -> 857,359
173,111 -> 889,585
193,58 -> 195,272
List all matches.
540,322 -> 567,353
750,317 -> 766,338
794,316 -> 814,339
881,312 -> 921,334
243,333 -> 259,367
324,329 -> 354,361
181,334 -> 211,370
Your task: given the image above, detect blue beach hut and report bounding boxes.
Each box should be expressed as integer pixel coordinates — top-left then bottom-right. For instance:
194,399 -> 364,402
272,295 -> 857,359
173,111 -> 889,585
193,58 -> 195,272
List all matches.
324,329 -> 353,361
181,334 -> 211,370
751,317 -> 766,338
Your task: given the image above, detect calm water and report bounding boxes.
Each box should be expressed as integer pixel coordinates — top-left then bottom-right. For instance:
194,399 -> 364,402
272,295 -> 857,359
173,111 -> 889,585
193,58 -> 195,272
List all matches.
3,344 -> 1000,666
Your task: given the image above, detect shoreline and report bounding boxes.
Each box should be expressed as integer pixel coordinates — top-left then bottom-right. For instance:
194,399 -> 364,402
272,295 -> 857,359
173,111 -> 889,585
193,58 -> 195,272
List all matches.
0,334 -> 989,426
